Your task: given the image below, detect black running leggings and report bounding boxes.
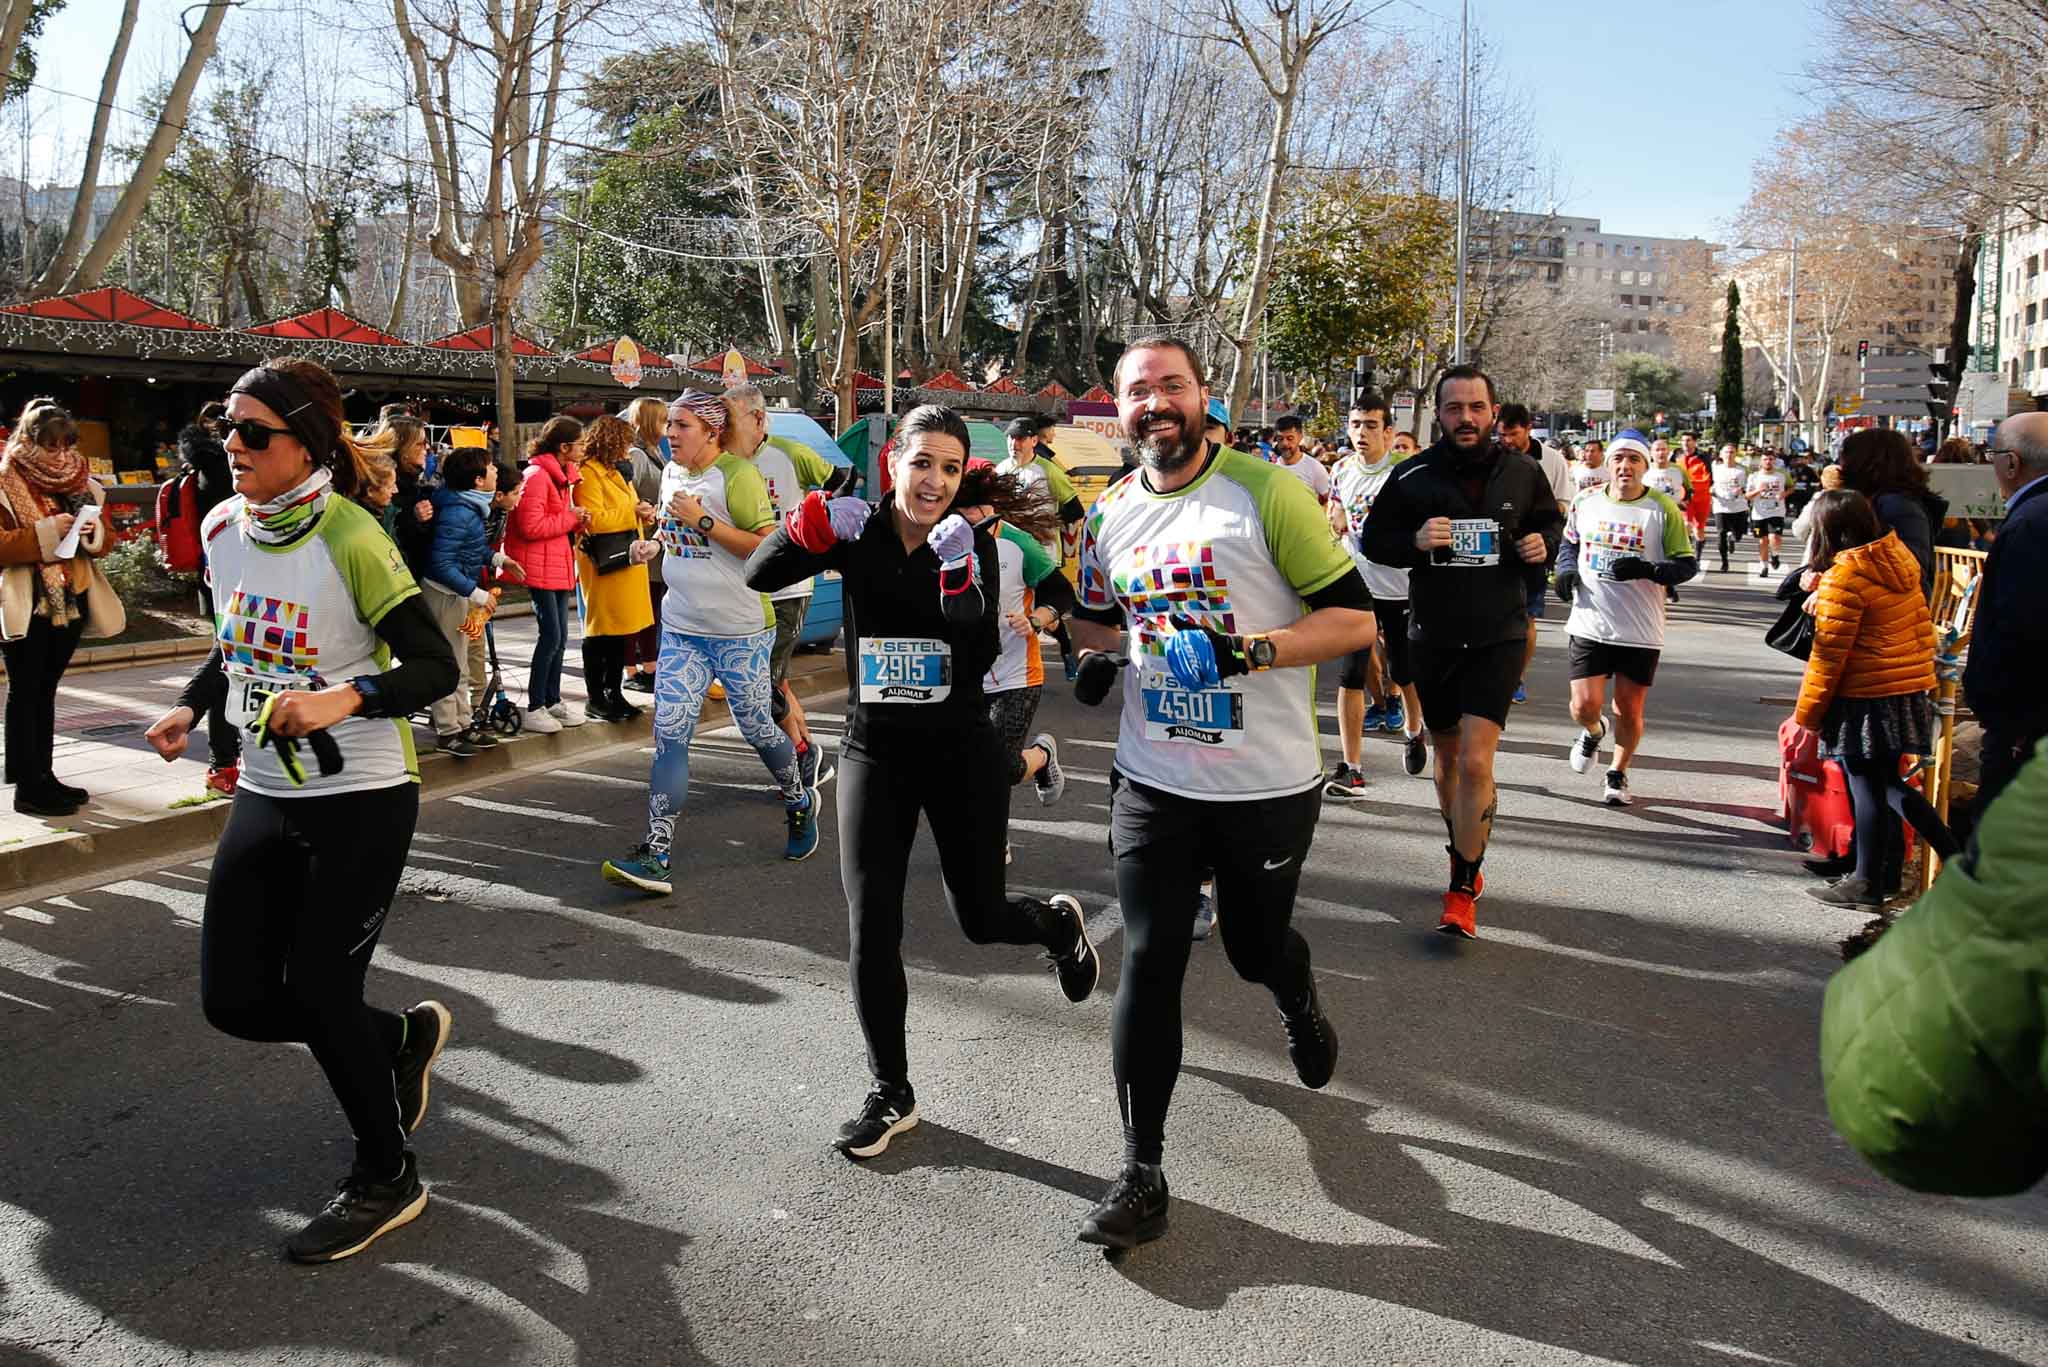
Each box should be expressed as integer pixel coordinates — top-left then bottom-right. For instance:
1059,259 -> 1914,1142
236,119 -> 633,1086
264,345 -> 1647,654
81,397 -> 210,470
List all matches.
840,723 -> 1058,1089
582,633 -> 628,705
200,783 -> 419,1176
1842,749 -> 1959,885
987,686 -> 1042,786
1109,773 -> 1319,1165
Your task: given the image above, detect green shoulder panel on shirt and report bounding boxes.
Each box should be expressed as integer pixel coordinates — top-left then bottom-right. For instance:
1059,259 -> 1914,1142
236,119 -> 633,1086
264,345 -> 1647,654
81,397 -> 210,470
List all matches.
1647,490 -> 1692,557
996,519 -> 1057,585
715,452 -> 776,532
1041,459 -> 1079,506
1215,449 -> 1354,597
317,495 -> 420,626
767,435 -> 837,491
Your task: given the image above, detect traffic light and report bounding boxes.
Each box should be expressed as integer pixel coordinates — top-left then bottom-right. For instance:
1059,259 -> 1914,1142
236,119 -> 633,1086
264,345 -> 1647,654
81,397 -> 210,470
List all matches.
1857,339 -> 1869,364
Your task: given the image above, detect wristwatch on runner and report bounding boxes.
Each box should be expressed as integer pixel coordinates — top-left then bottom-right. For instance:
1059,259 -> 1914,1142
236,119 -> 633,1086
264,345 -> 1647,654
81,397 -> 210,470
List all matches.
1245,635 -> 1277,671
697,514 -> 716,534
347,675 -> 384,717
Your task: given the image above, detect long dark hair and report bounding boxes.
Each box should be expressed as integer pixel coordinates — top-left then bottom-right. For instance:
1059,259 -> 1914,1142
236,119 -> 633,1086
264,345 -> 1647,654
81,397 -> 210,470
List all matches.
1809,488 -> 1883,573
955,463 -> 1062,544
526,415 -> 583,462
1838,427 -> 1929,497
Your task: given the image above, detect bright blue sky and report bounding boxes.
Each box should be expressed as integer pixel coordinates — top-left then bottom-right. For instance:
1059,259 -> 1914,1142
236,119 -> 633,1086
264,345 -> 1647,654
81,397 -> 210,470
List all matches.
1411,0 -> 1825,243
30,0 -> 1820,248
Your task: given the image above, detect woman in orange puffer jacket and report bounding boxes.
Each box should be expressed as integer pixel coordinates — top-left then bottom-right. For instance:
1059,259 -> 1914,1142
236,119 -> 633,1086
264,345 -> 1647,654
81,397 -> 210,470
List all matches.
1793,489 -> 1958,908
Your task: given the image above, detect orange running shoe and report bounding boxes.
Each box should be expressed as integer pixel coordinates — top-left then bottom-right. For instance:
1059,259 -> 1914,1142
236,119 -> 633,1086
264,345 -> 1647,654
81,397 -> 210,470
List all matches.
205,764 -> 239,797
1437,889 -> 1478,939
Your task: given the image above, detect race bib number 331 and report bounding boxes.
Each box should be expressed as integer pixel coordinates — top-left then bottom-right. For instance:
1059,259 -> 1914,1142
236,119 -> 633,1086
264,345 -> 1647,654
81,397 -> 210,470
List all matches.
858,636 -> 952,703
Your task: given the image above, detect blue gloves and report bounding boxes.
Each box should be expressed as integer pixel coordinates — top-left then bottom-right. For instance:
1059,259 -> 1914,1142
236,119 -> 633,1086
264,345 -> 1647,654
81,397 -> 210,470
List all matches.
1163,613 -> 1249,690
927,513 -> 974,565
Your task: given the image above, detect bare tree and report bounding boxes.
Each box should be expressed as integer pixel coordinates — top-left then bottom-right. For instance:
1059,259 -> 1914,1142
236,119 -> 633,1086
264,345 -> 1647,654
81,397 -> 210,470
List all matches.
390,0 -> 607,466
51,0 -> 231,295
27,0 -> 136,296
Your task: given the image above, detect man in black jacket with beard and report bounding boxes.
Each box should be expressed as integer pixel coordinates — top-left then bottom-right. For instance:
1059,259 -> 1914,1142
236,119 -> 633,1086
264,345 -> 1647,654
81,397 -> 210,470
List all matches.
1361,365 -> 1563,939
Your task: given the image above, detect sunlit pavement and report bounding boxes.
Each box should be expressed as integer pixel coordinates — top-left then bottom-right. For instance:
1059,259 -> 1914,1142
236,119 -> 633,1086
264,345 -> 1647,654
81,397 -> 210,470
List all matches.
4,563 -> 2045,1365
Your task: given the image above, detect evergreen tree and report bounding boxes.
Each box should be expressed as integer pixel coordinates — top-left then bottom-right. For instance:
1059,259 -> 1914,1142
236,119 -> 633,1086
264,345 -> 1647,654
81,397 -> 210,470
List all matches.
1714,280 -> 1745,448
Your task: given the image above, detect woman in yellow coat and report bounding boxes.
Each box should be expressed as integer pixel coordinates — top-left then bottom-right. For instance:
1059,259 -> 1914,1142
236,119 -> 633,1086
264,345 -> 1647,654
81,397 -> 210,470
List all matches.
575,414 -> 655,721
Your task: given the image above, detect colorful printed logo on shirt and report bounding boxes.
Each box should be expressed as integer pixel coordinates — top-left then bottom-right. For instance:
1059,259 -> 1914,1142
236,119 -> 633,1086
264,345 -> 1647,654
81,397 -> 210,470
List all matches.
656,514 -> 711,559
219,590 -> 318,676
1107,541 -> 1236,657
1583,516 -> 1645,572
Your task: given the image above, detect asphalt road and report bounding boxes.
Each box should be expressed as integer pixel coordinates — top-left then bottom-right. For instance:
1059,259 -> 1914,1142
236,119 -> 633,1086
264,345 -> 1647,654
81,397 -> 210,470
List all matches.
3,563 -> 2045,1366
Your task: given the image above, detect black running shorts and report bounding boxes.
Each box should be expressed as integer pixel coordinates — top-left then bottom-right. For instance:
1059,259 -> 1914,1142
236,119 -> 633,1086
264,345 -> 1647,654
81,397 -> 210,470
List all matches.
1716,510 -> 1750,537
1372,597 -> 1413,687
1752,516 -> 1785,536
1567,634 -> 1661,687
1337,643 -> 1373,691
1411,637 -> 1521,734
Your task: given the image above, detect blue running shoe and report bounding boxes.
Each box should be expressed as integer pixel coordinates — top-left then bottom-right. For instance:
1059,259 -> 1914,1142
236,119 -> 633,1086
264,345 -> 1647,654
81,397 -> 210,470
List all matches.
1382,699 -> 1405,733
785,791 -> 820,862
602,844 -> 672,896
1361,703 -> 1385,731
1511,683 -> 1527,705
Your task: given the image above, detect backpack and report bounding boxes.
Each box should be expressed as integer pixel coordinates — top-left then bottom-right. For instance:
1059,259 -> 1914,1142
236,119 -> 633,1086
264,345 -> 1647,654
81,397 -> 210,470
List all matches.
156,470 -> 204,574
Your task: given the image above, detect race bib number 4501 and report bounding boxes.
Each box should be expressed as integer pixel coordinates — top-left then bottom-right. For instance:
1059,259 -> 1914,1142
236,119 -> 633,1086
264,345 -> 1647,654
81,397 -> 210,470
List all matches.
1444,518 -> 1501,567
858,636 -> 952,703
1140,674 -> 1245,747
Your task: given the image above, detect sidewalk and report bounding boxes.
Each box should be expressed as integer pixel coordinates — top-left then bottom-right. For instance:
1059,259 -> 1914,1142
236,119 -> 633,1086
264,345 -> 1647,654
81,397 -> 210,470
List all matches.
0,614 -> 846,892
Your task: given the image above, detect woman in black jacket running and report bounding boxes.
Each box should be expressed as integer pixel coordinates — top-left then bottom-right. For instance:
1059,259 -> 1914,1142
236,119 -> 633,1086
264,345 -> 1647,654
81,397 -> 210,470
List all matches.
746,404 -> 1098,1160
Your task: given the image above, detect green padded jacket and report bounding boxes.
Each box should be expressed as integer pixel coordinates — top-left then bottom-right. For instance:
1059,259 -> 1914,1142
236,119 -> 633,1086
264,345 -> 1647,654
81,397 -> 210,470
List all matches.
1819,741 -> 2048,1195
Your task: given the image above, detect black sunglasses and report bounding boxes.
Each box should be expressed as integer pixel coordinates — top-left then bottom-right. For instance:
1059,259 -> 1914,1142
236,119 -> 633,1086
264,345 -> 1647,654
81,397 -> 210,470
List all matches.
208,416 -> 295,451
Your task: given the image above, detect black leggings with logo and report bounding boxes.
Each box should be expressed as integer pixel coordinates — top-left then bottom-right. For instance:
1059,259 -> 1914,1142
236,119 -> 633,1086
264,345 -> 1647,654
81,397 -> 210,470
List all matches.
200,783 -> 419,1177
1108,773 -> 1320,1165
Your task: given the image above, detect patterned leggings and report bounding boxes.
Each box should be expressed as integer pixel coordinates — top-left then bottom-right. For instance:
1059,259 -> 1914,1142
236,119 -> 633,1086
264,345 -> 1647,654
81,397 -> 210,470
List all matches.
987,685 -> 1041,787
646,627 -> 800,858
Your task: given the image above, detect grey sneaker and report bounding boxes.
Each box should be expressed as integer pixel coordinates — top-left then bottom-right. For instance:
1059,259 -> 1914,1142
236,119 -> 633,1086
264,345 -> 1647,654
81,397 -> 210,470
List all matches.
1807,875 -> 1881,909
1030,734 -> 1065,806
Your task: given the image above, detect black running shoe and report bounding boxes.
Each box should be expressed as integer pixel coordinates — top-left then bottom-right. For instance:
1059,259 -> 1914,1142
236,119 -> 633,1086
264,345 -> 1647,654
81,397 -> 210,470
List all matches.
833,1084 -> 918,1159
286,1152 -> 427,1264
1402,732 -> 1427,777
394,1000 -> 452,1134
1281,977 -> 1339,1089
1077,1163 -> 1170,1249
622,673 -> 655,694
1042,894 -> 1098,1002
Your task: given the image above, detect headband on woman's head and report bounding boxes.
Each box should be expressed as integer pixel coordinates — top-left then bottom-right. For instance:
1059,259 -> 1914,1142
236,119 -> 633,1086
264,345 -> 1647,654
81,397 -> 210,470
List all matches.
230,366 -> 339,463
668,388 -> 727,433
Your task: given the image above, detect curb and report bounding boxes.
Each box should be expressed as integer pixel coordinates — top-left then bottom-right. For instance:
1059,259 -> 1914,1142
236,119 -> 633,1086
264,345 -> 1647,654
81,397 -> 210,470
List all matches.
0,655 -> 844,895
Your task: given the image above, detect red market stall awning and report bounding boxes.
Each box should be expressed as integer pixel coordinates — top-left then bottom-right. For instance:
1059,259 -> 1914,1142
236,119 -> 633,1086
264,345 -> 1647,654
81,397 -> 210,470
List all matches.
920,370 -> 972,392
983,375 -> 1025,395
3,286 -> 214,330
247,307 -> 408,347
684,348 -> 779,377
1078,384 -> 1113,402
1035,380 -> 1072,400
423,323 -> 554,356
850,370 -> 886,391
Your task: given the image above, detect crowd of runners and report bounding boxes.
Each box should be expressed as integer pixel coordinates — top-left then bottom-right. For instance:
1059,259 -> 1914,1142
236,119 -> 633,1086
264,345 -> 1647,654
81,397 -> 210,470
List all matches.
119,329 -> 1953,1266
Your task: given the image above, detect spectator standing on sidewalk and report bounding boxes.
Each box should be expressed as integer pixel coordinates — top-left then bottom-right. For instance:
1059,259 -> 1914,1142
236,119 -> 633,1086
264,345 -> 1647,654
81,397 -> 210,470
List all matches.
502,417 -> 593,733
620,397 -> 669,695
0,398 -> 122,817
380,413 -> 435,578
421,447 -> 512,757
181,418 -> 244,793
1838,428 -> 1945,594
572,414 -> 655,722
1965,412 -> 2048,814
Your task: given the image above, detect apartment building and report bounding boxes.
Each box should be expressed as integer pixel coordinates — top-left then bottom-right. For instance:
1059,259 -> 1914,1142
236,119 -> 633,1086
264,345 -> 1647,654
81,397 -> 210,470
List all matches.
1984,216 -> 2048,397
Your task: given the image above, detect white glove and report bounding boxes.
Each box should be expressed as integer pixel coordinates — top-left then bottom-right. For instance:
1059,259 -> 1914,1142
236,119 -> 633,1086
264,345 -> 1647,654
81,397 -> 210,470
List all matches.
629,539 -> 661,566
468,587 -> 494,609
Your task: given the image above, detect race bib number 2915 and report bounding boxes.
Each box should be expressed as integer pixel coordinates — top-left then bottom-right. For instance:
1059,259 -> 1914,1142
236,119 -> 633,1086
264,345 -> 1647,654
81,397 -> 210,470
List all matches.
858,636 -> 952,703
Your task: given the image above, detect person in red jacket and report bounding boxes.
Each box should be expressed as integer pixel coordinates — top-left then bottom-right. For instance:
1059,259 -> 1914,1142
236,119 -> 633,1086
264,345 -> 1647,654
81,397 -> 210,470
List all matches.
500,418 -> 592,733
1678,432 -> 1713,550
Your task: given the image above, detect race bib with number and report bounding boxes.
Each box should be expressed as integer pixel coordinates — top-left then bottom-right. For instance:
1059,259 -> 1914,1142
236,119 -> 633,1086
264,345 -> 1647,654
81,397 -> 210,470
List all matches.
1140,674 -> 1246,747
1445,518 -> 1501,567
858,636 -> 952,703
226,670 -> 316,729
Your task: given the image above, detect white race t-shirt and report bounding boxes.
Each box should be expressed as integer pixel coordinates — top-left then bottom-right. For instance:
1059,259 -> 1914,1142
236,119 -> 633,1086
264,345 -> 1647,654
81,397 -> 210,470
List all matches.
1277,455 -> 1331,502
1570,461 -> 1611,498
203,495 -> 421,798
1329,452 -> 1409,601
747,435 -> 838,603
657,452 -> 774,637
984,522 -> 1057,694
1565,487 -> 1693,650
1747,469 -> 1789,521
1711,462 -> 1751,514
1078,450 -> 1356,801
1644,465 -> 1689,504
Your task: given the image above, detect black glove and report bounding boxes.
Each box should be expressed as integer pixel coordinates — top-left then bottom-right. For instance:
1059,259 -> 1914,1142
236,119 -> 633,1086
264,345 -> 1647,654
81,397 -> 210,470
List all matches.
1073,651 -> 1125,706
1606,556 -> 1655,582
1553,567 -> 1579,603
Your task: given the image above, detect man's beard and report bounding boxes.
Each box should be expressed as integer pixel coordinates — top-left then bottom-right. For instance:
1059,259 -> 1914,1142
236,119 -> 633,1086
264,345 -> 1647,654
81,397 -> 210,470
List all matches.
1135,420 -> 1201,475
